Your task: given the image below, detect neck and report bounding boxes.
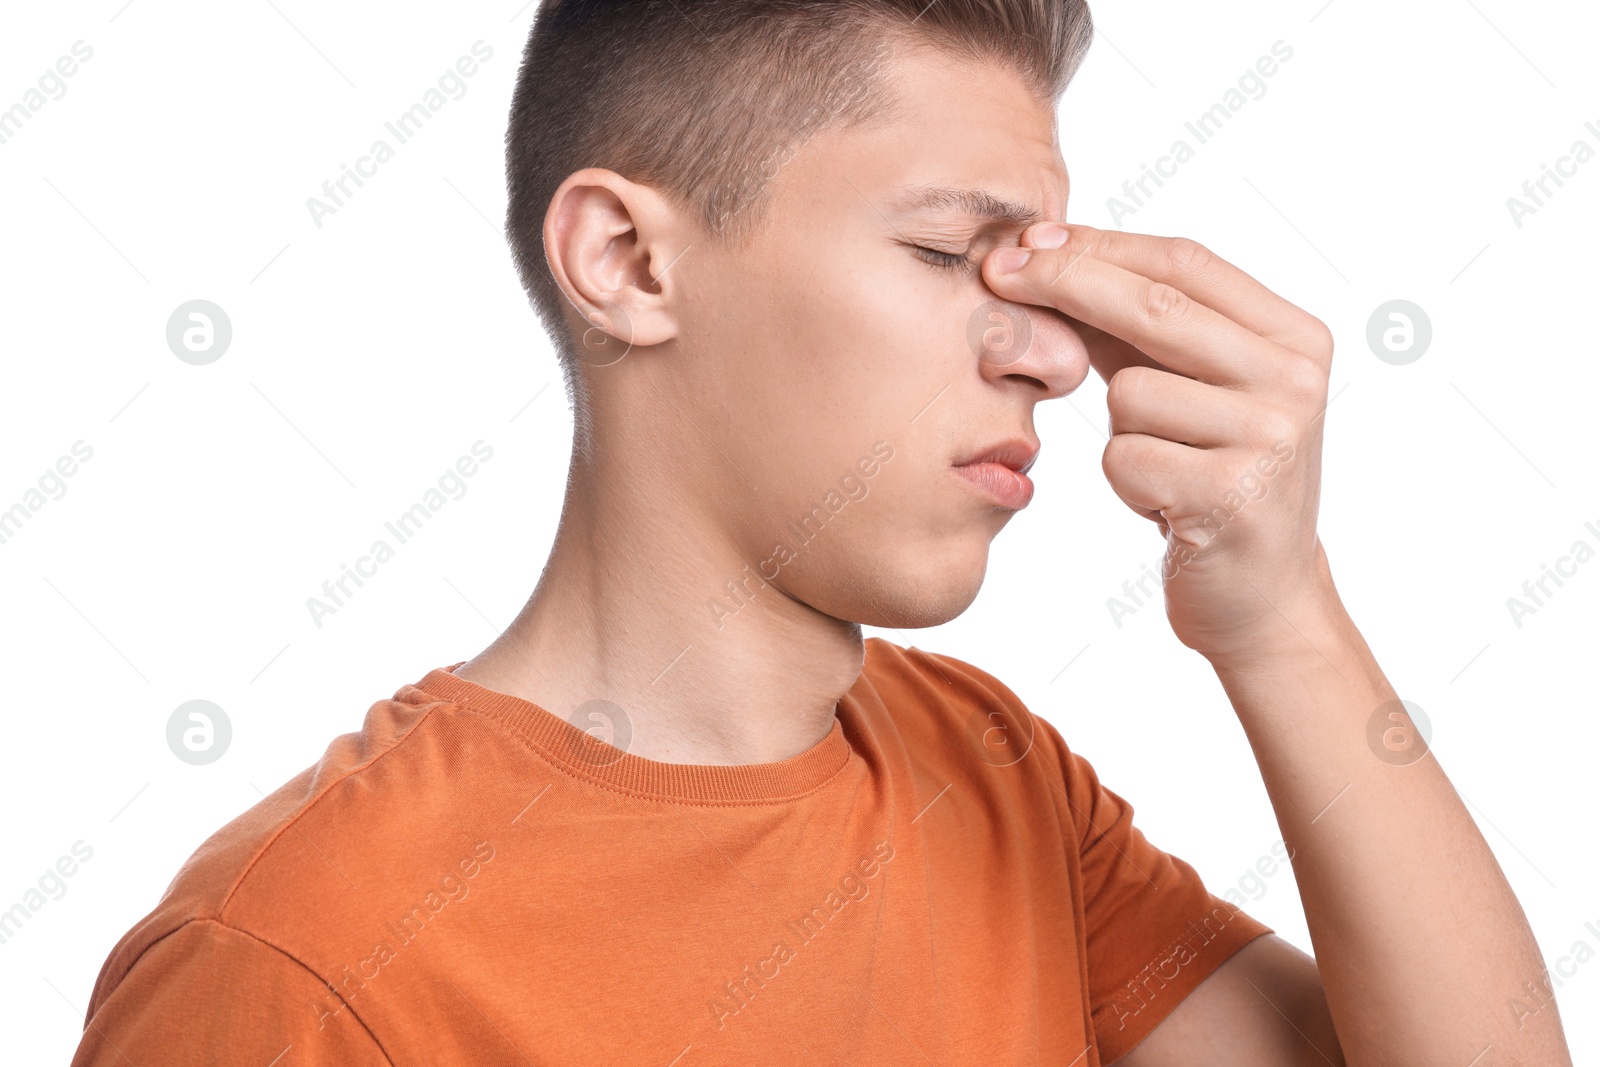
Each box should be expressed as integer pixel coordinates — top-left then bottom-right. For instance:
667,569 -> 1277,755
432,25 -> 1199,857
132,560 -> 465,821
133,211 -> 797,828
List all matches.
453,447 -> 865,766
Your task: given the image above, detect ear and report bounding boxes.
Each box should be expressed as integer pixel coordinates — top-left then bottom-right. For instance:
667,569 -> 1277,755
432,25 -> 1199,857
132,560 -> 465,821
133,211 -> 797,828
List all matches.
543,168 -> 682,362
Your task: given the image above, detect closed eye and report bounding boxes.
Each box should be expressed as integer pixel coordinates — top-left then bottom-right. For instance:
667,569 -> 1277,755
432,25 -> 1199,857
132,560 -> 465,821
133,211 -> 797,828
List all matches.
912,245 -> 976,275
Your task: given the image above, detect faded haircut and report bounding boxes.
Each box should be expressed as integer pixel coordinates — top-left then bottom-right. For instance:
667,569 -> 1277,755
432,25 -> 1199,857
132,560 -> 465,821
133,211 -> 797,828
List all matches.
504,0 -> 1094,407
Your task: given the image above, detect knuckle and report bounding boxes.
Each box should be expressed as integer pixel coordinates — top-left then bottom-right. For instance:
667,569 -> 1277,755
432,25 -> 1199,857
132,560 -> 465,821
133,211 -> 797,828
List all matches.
1283,356 -> 1328,404
1056,226 -> 1096,264
1104,435 -> 1155,486
1302,316 -> 1336,361
1166,237 -> 1213,275
1105,365 -> 1149,414
1100,438 -> 1124,477
1256,409 -> 1300,447
1142,281 -> 1188,323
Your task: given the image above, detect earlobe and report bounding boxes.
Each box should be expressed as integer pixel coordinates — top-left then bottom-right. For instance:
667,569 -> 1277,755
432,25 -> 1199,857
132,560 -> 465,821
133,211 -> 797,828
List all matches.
575,297 -> 637,369
542,168 -> 681,354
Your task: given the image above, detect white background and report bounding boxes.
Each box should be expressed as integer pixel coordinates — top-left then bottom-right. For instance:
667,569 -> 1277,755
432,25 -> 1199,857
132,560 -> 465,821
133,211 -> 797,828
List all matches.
1,0 -> 1596,1060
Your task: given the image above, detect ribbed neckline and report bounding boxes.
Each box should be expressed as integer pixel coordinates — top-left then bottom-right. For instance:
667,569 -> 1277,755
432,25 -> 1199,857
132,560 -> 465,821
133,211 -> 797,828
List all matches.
410,662 -> 855,804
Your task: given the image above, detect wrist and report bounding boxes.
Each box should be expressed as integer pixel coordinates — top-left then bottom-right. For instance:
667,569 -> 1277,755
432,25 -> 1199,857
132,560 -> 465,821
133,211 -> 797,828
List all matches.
1201,543 -> 1353,675
1203,595 -> 1356,677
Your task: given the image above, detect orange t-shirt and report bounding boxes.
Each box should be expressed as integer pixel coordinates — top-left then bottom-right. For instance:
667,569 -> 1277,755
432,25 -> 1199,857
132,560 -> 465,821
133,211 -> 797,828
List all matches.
72,637 -> 1270,1065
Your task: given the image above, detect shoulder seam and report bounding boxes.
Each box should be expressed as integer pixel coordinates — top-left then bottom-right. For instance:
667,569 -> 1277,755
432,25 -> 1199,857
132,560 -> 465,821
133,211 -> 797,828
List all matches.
96,916 -> 395,1064
217,698 -> 443,916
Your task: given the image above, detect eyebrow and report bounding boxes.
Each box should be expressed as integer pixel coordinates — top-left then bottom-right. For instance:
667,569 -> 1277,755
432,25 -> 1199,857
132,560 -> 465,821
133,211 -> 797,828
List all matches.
890,184 -> 1047,229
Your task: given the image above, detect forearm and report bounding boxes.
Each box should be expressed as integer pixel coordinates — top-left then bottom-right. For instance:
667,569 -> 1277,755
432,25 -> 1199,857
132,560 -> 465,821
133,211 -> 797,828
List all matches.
1210,560 -> 1573,1066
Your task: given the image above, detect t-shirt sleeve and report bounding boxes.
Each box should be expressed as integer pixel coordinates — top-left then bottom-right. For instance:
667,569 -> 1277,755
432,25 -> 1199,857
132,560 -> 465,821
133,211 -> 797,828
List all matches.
71,918 -> 390,1066
1032,713 -> 1274,1062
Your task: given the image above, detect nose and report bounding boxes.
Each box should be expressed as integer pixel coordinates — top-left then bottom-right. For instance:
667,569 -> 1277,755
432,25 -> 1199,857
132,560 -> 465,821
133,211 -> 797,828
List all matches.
967,296 -> 1091,400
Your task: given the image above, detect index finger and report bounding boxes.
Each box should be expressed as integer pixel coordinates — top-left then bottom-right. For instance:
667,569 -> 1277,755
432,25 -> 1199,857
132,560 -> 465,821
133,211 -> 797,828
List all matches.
984,245 -> 1263,387
1017,223 -> 1329,353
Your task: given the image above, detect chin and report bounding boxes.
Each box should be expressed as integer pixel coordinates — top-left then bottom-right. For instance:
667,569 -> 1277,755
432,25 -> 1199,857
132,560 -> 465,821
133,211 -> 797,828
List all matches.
862,596 -> 976,630
830,553 -> 989,630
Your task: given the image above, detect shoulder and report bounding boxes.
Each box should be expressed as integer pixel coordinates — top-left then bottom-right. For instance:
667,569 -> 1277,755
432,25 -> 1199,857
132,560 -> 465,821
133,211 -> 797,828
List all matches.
858,636 -> 1033,716
84,673 -> 501,1019
856,636 -> 1077,777
70,916 -> 392,1064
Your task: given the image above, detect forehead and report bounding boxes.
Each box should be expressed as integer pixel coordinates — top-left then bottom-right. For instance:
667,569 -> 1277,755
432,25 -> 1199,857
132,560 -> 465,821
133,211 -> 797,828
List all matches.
790,36 -> 1068,227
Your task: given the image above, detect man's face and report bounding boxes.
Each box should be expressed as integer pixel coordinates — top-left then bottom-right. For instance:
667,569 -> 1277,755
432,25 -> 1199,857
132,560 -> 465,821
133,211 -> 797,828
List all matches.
666,37 -> 1091,630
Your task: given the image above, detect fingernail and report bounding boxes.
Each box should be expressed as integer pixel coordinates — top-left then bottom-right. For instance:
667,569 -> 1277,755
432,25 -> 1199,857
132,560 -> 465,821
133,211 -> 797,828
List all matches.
1032,223 -> 1069,249
992,247 -> 1032,274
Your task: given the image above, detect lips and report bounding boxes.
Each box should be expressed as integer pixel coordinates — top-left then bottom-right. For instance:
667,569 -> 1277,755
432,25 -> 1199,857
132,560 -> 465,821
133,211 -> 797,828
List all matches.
953,438 -> 1040,475
951,437 -> 1040,511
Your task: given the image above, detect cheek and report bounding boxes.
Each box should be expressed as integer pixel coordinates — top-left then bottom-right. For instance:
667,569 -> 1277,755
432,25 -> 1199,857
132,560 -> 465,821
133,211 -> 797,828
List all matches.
691,237 -> 975,494
773,264 -> 966,416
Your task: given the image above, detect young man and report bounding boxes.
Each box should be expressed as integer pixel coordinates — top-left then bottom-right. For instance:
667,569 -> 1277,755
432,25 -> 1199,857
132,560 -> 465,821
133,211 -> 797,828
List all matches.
73,2 -> 1573,1064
